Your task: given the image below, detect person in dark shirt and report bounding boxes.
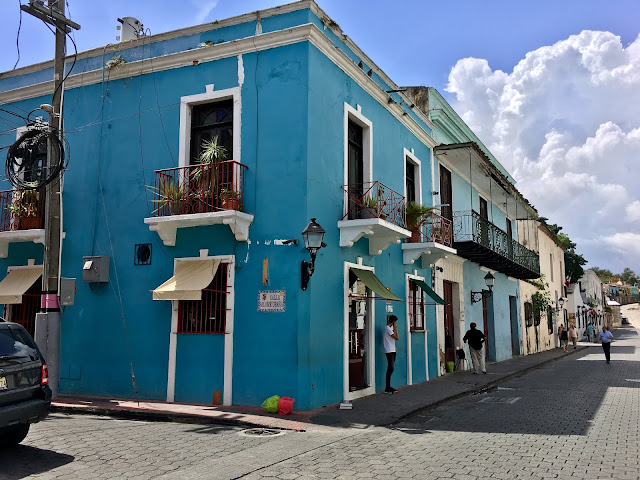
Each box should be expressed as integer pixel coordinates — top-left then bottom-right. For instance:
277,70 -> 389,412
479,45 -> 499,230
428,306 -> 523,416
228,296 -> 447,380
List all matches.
463,322 -> 486,374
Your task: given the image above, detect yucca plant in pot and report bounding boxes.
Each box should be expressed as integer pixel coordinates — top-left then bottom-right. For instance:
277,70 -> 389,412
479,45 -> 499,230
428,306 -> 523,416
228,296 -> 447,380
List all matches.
148,178 -> 190,215
359,195 -> 378,219
7,189 -> 41,230
192,137 -> 227,212
406,201 -> 437,243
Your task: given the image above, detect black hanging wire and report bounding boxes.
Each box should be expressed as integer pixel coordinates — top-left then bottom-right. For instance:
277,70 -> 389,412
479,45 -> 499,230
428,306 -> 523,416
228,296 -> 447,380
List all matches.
5,128 -> 66,189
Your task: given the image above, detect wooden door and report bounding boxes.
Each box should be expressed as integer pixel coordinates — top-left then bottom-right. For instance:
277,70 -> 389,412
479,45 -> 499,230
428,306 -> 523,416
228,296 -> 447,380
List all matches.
479,197 -> 489,245
347,120 -> 364,219
439,165 -> 453,221
443,281 -> 455,364
506,218 -> 514,257
482,295 -> 489,361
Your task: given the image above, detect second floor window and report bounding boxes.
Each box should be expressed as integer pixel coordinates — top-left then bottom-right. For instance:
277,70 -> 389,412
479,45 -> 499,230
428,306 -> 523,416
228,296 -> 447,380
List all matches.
408,279 -> 426,331
406,159 -> 416,204
190,101 -> 233,165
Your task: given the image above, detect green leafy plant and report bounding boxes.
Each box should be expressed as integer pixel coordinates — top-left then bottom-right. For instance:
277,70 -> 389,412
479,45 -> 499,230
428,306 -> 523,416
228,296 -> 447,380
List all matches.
406,201 -> 438,230
7,190 -> 40,218
106,55 -> 127,69
219,187 -> 243,211
361,196 -> 378,209
198,137 -> 227,164
530,274 -> 551,313
147,179 -> 190,215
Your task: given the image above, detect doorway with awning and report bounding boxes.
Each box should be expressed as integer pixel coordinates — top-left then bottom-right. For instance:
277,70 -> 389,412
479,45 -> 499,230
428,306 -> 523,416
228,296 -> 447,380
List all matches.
344,262 -> 402,402
0,264 -> 43,337
152,255 -> 235,405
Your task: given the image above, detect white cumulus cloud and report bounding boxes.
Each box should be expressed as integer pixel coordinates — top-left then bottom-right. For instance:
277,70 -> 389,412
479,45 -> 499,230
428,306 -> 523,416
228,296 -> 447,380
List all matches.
446,30 -> 640,273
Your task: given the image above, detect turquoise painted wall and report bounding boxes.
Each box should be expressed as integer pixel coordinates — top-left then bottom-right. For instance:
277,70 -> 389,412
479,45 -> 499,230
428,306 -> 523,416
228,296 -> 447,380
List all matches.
0,6 -> 441,410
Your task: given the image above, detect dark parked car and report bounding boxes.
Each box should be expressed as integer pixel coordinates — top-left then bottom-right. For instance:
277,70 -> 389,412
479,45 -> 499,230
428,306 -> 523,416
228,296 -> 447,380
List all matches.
0,320 -> 51,447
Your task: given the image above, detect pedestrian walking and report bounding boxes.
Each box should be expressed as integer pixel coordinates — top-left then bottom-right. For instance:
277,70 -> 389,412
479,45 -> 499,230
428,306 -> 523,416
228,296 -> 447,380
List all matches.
383,315 -> 399,393
587,323 -> 595,343
463,322 -> 486,374
568,324 -> 578,349
598,326 -> 613,364
558,325 -> 568,352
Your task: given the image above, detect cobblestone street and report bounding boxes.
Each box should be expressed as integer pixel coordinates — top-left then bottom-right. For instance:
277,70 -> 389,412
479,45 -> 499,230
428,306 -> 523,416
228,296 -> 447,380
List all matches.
2,325 -> 639,480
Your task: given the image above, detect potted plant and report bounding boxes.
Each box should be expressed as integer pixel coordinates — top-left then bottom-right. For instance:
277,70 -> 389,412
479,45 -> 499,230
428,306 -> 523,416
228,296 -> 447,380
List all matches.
148,178 -> 189,215
192,137 -> 227,212
406,201 -> 437,242
219,188 -> 243,211
7,189 -> 41,230
359,195 -> 378,219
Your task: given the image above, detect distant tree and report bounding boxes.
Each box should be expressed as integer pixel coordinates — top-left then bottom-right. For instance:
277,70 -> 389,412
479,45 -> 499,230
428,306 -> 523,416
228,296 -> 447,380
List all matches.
536,218 -> 587,282
619,268 -> 638,285
591,267 -> 614,277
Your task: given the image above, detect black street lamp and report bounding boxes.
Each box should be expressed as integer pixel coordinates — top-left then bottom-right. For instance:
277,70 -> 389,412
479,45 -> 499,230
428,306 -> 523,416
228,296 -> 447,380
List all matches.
471,272 -> 495,304
301,218 -> 326,291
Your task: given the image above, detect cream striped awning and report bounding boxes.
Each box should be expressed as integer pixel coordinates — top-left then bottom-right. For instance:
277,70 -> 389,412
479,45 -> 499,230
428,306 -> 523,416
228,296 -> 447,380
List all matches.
0,266 -> 43,305
153,259 -> 220,301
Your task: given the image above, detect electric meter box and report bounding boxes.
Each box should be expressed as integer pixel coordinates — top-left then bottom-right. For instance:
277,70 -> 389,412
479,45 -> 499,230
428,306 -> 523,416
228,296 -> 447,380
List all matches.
60,278 -> 76,306
82,256 -> 110,283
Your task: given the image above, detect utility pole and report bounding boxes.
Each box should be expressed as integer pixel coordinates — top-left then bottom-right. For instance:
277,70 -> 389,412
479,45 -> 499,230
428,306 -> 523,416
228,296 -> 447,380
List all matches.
21,0 -> 80,399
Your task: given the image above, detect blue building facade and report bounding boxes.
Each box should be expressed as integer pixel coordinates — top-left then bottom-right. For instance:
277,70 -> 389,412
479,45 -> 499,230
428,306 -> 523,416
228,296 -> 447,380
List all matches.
0,1 -> 539,410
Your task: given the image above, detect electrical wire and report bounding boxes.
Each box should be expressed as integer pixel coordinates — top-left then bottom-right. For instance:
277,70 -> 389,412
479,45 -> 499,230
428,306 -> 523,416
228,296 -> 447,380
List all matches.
5,128 -> 66,189
14,0 -> 22,69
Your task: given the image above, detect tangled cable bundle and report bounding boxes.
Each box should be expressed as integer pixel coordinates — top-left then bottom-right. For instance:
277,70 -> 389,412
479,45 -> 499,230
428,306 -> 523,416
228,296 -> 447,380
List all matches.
5,127 -> 67,189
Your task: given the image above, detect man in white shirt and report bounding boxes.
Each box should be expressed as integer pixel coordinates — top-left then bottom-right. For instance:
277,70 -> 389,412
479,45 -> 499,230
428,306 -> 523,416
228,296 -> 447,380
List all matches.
384,315 -> 399,393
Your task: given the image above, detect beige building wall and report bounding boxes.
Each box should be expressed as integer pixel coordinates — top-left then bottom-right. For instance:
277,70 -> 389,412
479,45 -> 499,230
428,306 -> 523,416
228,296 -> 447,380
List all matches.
517,220 -> 565,355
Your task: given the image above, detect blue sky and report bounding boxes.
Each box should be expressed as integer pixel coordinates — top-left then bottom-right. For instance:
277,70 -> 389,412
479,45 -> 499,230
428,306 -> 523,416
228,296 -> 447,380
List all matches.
1,0 -> 638,97
1,0 -> 640,272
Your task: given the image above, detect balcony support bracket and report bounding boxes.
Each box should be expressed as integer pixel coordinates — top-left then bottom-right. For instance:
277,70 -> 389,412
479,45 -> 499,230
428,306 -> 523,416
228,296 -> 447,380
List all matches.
145,211 -> 254,246
338,219 -> 411,256
401,242 -> 457,266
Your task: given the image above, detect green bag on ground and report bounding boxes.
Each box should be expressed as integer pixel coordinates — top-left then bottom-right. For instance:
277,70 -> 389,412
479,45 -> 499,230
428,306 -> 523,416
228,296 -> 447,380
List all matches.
261,395 -> 280,413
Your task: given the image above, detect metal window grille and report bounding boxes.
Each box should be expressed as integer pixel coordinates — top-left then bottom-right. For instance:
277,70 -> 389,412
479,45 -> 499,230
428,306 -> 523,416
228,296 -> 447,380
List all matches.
408,280 -> 426,331
3,279 -> 41,337
178,263 -> 229,334
524,302 -> 533,328
547,306 -> 554,334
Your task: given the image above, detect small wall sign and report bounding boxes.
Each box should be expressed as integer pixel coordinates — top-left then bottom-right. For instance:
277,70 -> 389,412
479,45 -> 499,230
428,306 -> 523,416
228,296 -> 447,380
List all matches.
258,290 -> 286,312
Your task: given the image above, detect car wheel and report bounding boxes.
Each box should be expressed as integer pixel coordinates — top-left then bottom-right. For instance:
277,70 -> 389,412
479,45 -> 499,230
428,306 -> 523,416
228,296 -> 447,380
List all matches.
0,424 -> 30,447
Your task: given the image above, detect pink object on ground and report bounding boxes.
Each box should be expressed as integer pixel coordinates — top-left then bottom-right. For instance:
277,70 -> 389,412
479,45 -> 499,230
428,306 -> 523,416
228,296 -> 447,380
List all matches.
278,396 -> 295,415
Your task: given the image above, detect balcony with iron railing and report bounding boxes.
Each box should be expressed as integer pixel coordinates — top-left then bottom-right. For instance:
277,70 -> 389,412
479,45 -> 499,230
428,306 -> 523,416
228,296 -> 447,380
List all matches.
0,188 -> 46,258
453,210 -> 540,279
144,161 -> 254,246
338,181 -> 411,256
401,212 -> 457,266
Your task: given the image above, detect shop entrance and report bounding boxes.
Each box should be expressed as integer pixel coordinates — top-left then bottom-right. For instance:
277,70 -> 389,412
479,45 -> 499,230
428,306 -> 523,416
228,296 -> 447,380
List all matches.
348,271 -> 371,392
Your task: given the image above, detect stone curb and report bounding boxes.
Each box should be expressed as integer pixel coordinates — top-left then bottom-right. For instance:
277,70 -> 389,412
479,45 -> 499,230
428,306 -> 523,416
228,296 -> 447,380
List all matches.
394,345 -> 588,424
51,346 -> 589,430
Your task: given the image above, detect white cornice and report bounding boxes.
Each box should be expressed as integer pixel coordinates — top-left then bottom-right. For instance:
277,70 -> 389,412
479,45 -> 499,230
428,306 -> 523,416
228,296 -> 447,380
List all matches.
1,23 -> 435,150
0,0 -> 315,80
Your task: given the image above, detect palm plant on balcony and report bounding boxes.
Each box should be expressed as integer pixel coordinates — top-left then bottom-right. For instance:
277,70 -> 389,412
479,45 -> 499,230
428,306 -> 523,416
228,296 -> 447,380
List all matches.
219,187 -> 243,211
406,201 -> 437,242
7,189 -> 40,230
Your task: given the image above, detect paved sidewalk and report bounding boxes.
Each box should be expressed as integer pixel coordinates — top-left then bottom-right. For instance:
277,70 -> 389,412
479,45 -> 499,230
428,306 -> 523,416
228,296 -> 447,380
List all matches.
52,344 -> 587,431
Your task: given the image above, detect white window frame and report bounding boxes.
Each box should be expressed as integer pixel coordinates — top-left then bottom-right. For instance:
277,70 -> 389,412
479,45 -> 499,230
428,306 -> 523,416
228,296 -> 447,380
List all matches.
167,253 -> 235,406
343,103 -> 373,217
405,272 -> 428,386
403,148 -> 422,205
178,85 -> 241,168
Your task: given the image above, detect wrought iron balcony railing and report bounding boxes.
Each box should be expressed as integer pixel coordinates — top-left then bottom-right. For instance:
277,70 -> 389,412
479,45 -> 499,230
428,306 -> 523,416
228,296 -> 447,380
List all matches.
341,181 -> 406,228
149,161 -> 247,217
407,213 -> 453,247
0,188 -> 45,232
453,210 -> 540,278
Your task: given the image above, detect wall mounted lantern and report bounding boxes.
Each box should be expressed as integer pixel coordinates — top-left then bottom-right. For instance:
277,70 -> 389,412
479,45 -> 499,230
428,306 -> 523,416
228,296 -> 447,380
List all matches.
557,297 -> 565,313
471,272 -> 495,304
301,218 -> 326,291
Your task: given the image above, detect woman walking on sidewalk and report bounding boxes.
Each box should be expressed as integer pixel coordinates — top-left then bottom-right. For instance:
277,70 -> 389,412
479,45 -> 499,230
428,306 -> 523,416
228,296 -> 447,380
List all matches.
598,326 -> 613,364
558,325 -> 568,352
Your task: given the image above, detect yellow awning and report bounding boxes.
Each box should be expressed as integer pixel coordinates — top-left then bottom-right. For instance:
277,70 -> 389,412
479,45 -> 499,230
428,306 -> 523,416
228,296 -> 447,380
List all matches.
153,259 -> 220,301
0,266 -> 43,304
